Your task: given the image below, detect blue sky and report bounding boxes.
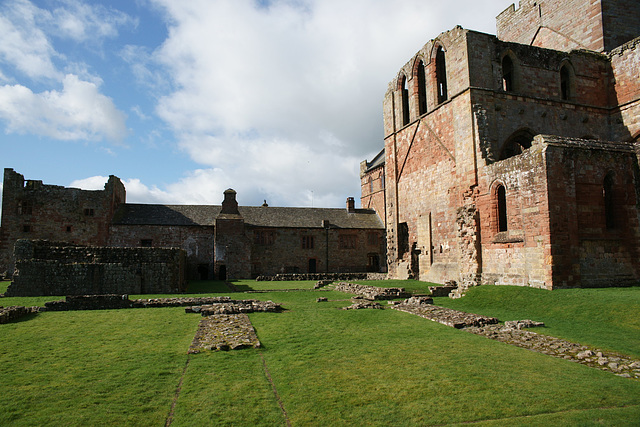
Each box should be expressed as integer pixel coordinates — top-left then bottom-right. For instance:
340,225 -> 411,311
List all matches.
0,0 -> 515,210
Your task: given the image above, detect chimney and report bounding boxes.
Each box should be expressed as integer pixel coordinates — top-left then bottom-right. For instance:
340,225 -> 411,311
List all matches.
221,188 -> 240,215
346,197 -> 355,213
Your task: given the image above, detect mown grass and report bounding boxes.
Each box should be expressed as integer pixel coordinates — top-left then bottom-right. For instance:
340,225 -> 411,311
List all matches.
1,282 -> 639,425
230,279 -> 318,291
433,285 -> 640,358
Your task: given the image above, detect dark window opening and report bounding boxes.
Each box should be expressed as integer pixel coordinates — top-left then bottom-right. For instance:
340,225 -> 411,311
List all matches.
502,55 -> 514,91
436,46 -> 448,103
308,258 -> 317,274
22,224 -> 32,233
302,235 -> 314,249
18,200 -> 32,215
84,208 -> 95,216
254,230 -> 275,245
560,64 -> 573,101
140,239 -> 152,247
417,60 -> 427,115
497,185 -> 508,232
398,222 -> 409,257
367,232 -> 379,247
367,254 -> 380,272
401,75 -> 410,126
218,265 -> 227,280
66,226 -> 72,233
604,173 -> 615,230
499,130 -> 535,160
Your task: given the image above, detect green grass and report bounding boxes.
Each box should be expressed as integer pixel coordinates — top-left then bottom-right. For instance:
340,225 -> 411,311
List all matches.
230,279 -> 318,291
433,285 -> 640,358
1,282 -> 639,425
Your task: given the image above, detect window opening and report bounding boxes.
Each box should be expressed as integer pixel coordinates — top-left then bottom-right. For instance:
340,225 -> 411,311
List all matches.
339,234 -> 357,249
367,232 -> 379,247
254,230 -> 275,245
140,239 -> 152,247
84,208 -> 95,216
398,222 -> 409,256
401,75 -> 410,126
417,60 -> 427,115
502,55 -> 514,91
499,129 -> 535,160
436,46 -> 448,103
604,173 -> 615,229
18,200 -> 32,215
22,224 -> 32,233
308,258 -> 317,274
302,235 -> 314,249
497,185 -> 508,232
66,226 -> 72,233
560,64 -> 572,100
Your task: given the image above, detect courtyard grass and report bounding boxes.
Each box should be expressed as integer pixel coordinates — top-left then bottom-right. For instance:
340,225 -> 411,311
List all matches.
1,282 -> 639,425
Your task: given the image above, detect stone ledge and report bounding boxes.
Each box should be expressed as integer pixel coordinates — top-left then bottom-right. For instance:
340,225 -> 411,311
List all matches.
188,314 -> 261,353
0,306 -> 40,324
331,282 -> 410,300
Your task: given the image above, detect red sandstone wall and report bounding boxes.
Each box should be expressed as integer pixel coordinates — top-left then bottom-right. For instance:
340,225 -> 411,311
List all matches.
609,40 -> 640,141
360,165 -> 386,226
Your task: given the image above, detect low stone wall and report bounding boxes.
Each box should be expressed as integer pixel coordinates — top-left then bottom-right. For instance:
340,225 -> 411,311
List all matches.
0,305 -> 40,324
6,240 -> 187,296
331,282 -> 410,300
256,272 -> 387,281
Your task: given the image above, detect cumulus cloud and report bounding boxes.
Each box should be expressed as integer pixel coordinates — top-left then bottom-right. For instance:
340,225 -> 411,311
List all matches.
130,0 -> 512,207
0,74 -> 127,142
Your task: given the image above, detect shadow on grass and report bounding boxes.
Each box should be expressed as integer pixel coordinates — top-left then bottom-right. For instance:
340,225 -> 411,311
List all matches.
185,281 -> 232,294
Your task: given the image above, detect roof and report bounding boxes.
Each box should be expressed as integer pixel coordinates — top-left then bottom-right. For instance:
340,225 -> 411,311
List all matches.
364,148 -> 385,173
112,204 -> 384,229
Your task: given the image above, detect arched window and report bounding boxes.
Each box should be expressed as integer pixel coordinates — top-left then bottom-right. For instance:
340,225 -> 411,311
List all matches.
497,185 -> 508,232
499,129 -> 536,160
435,46 -> 448,103
502,55 -> 514,91
603,172 -> 615,229
401,75 -> 410,126
560,63 -> 575,101
417,60 -> 427,115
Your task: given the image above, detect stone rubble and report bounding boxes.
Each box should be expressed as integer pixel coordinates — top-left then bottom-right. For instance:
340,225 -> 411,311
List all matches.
185,300 -> 281,315
0,305 -> 40,324
188,314 -> 261,353
393,299 -> 498,328
331,282 -> 410,300
342,299 -> 384,310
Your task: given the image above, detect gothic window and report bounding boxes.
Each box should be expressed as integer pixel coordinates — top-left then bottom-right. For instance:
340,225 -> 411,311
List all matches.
499,129 -> 535,160
436,46 -> 448,103
603,173 -> 615,230
497,185 -> 508,232
502,55 -> 515,91
401,75 -> 410,126
417,60 -> 427,115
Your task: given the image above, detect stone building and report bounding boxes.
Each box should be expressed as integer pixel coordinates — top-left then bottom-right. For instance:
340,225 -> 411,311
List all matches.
361,0 -> 640,289
0,168 -> 385,282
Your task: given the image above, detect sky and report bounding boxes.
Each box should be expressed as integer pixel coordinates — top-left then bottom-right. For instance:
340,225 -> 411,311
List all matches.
0,0 -> 516,211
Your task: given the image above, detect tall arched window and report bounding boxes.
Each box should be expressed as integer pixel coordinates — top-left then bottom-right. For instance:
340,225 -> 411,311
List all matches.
417,60 -> 427,115
436,46 -> 448,103
401,75 -> 410,126
497,185 -> 508,232
603,173 -> 615,229
560,63 -> 574,101
502,55 -> 514,91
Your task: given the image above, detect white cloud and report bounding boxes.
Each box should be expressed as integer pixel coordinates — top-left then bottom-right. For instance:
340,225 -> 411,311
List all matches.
0,74 -> 127,142
49,0 -> 138,42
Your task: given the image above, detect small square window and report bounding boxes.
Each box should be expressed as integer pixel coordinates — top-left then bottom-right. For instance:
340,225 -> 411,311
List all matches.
302,235 -> 314,249
140,239 -> 153,247
22,225 -> 32,233
84,208 -> 95,216
66,226 -> 72,233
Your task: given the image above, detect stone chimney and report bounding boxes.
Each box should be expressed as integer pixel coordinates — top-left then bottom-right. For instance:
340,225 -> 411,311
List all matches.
346,197 -> 355,213
221,189 -> 240,215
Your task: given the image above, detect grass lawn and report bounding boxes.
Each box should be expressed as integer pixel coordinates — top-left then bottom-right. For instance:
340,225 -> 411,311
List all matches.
1,282 -> 639,425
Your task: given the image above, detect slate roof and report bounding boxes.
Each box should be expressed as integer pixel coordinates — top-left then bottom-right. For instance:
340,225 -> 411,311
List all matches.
112,204 -> 384,229
363,148 -> 385,173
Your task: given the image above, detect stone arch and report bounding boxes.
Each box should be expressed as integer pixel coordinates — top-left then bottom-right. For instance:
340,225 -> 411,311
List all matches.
430,42 -> 448,104
500,50 -> 520,92
413,56 -> 428,115
498,128 -> 536,161
397,73 -> 410,126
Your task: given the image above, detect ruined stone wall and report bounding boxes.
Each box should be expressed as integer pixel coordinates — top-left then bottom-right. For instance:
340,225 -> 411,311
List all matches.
609,39 -> 640,142
248,227 -> 386,277
543,136 -> 640,288
477,141 -> 552,289
5,240 -> 186,296
0,169 -> 125,275
108,224 -> 214,280
360,164 -> 386,227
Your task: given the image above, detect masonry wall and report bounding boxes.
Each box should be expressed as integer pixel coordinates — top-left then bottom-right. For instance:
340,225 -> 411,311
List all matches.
0,169 -> 125,276
543,138 -> 640,288
108,224 -> 214,280
609,39 -> 640,142
248,226 -> 385,277
360,165 -> 386,226
6,240 -> 186,296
